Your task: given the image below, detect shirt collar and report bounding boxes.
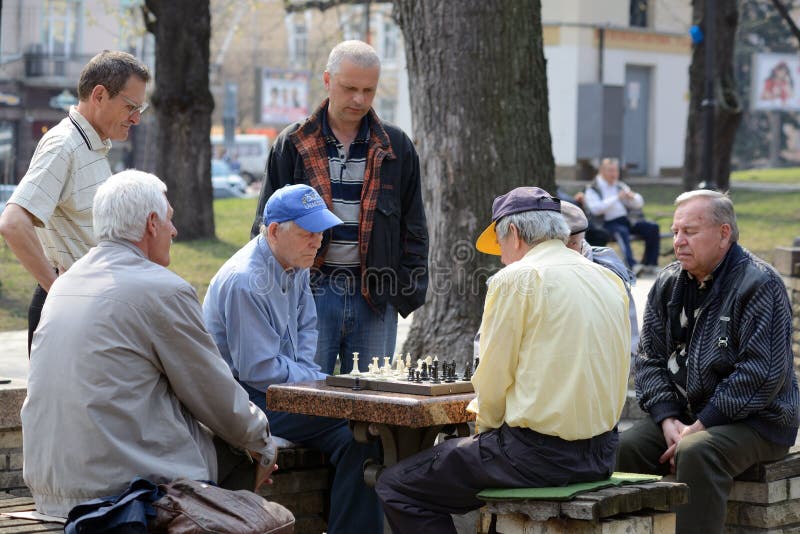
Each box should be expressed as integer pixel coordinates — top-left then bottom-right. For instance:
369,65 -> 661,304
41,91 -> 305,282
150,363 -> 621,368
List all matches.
69,106 -> 112,154
320,102 -> 371,145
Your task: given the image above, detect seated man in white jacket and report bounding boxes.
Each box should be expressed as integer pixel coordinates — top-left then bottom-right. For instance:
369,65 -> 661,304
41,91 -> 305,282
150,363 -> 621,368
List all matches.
22,170 -> 277,517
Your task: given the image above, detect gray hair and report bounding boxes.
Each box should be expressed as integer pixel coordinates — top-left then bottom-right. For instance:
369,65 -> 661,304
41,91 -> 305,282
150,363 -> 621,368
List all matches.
326,40 -> 381,76
675,189 -> 739,242
259,220 -> 296,238
78,50 -> 150,100
495,210 -> 570,246
93,170 -> 168,242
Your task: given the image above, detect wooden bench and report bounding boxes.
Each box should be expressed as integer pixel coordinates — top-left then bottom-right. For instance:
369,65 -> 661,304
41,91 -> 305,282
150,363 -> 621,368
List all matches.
477,480 -> 688,533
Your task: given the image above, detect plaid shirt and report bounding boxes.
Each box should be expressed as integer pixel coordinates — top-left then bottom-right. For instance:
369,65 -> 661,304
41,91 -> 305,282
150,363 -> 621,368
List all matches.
288,99 -> 396,298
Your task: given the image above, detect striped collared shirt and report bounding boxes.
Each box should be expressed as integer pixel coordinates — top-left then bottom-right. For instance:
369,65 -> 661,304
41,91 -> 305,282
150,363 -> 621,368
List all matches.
320,108 -> 370,274
8,106 -> 112,271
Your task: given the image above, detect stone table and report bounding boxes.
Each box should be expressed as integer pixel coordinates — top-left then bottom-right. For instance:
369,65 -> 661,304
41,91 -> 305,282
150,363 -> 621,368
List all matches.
266,380 -> 476,485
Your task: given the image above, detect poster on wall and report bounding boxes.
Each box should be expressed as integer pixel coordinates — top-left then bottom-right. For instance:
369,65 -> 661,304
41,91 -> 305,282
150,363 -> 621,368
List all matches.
752,53 -> 800,111
260,68 -> 310,125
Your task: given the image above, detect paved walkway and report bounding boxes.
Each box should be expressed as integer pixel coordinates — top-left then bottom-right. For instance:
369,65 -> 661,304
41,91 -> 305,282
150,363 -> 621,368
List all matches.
0,275 -> 656,387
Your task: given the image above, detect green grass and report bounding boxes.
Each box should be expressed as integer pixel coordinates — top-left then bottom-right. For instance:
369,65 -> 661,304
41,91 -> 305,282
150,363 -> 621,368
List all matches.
2,186 -> 799,332
731,167 -> 800,184
560,183 -> 800,267
0,197 -> 259,332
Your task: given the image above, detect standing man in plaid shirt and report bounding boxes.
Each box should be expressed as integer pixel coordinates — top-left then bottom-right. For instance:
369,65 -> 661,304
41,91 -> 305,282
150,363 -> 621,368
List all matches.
251,40 -> 428,375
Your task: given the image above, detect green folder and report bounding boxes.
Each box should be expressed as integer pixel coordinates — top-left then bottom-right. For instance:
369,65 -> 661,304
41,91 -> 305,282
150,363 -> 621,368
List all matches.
477,472 -> 662,501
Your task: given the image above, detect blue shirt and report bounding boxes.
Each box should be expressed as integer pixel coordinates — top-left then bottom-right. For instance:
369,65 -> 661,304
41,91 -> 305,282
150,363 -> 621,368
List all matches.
202,235 -> 325,393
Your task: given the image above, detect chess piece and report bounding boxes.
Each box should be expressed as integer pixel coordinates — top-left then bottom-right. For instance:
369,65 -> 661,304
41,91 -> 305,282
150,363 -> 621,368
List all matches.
421,362 -> 429,381
405,353 -> 412,369
463,361 -> 473,381
431,360 -> 440,384
444,362 -> 455,383
352,377 -> 363,391
414,370 -> 421,383
372,357 -> 380,373
408,365 -> 415,382
350,352 -> 361,376
383,356 -> 391,373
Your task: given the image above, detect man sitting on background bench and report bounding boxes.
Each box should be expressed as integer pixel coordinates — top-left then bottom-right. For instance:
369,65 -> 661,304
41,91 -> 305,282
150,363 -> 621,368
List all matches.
583,157 -> 660,275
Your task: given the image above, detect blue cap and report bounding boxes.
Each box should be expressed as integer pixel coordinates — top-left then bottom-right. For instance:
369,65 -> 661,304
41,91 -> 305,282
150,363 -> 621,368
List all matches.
264,184 -> 343,232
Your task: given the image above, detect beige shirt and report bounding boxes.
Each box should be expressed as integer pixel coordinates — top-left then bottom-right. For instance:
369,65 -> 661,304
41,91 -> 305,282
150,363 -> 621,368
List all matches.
469,240 -> 631,440
22,240 -> 274,517
8,106 -> 111,270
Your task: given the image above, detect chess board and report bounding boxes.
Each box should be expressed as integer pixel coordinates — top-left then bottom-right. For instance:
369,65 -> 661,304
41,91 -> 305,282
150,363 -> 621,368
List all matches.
325,374 -> 474,396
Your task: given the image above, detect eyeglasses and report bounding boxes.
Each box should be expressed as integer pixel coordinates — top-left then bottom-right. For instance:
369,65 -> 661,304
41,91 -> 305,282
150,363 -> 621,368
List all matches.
119,94 -> 149,117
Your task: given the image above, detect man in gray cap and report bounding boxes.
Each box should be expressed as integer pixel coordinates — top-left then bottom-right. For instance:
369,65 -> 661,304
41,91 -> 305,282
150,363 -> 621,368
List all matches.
561,201 -> 640,357
376,187 -> 631,533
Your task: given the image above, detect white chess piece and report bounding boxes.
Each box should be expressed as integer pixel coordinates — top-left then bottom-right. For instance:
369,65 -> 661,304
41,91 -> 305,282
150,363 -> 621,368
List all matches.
425,355 -> 433,366
405,353 -> 412,369
351,352 -> 361,376
372,357 -> 380,374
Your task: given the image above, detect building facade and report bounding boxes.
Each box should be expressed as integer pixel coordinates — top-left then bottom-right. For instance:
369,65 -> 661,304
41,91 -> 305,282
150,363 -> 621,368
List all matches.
542,0 -> 692,178
0,0 -> 154,185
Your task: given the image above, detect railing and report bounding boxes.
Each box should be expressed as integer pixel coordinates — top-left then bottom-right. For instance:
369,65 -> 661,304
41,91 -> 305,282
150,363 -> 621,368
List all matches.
23,52 -> 96,80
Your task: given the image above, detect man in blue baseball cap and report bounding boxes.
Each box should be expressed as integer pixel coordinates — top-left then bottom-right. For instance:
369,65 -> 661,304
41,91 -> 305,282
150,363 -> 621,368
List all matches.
203,184 -> 384,533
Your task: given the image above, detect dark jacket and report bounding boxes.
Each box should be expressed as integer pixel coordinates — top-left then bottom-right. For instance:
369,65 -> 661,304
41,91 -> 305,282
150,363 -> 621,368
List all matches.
251,100 -> 428,317
635,243 -> 799,446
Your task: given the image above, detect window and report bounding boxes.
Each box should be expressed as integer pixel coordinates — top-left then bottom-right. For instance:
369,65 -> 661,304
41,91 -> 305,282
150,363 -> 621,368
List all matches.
377,97 -> 396,124
44,0 -> 82,58
382,20 -> 398,63
286,13 -> 309,65
630,0 -> 648,28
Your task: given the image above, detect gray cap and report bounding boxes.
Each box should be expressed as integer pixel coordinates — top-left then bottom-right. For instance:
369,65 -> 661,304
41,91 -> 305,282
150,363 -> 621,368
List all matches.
561,201 -> 588,235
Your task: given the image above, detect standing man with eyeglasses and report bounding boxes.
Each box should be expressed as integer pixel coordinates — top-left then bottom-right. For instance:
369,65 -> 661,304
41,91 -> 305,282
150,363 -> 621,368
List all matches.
0,51 -> 150,354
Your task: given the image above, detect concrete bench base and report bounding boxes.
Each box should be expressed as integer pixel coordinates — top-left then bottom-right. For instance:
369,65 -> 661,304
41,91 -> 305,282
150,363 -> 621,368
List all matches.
726,451 -> 800,532
477,481 -> 688,534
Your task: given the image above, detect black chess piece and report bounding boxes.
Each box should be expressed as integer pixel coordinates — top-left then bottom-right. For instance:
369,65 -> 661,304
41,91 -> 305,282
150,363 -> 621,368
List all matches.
414,370 -> 422,383
352,377 -> 363,391
431,361 -> 440,384
421,362 -> 429,381
444,362 -> 455,383
408,365 -> 415,382
463,361 -> 473,381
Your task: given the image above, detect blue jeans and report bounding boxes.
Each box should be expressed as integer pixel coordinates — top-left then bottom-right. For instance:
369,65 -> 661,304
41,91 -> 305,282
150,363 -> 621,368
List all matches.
312,272 -> 398,374
603,216 -> 660,268
242,382 -> 384,534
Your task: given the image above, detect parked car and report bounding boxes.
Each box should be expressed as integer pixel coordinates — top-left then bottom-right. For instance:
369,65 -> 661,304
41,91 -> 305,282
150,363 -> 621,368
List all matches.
210,134 -> 270,185
0,184 -> 16,214
211,159 -> 248,199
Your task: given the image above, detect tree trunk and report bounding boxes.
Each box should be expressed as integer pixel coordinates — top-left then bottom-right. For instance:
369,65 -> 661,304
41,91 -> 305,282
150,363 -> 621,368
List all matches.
143,0 -> 215,240
393,0 -> 555,367
683,0 -> 742,191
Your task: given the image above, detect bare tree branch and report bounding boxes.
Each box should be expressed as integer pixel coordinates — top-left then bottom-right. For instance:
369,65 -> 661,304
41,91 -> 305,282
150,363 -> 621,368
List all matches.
768,0 -> 800,45
283,0 -> 370,13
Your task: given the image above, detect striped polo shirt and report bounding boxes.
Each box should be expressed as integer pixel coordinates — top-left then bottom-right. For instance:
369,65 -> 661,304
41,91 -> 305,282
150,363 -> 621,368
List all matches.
320,109 -> 370,275
8,106 -> 112,271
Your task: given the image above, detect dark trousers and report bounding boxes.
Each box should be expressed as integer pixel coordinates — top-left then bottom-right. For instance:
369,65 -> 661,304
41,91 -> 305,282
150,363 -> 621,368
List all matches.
243,383 -> 384,534
604,216 -> 660,267
376,424 -> 618,534
617,417 -> 788,534
27,284 -> 48,356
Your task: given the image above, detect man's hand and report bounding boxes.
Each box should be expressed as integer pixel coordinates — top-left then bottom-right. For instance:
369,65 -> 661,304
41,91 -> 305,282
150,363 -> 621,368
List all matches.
618,190 -> 635,202
659,418 -> 706,473
249,450 -> 279,492
0,204 -> 58,291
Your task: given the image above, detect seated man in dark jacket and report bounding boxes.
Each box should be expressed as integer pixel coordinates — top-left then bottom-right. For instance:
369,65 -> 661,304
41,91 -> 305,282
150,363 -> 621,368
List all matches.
617,190 -> 799,534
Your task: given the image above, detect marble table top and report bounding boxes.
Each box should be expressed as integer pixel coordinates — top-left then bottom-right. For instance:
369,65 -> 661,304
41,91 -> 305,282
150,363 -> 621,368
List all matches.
267,380 -> 476,428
